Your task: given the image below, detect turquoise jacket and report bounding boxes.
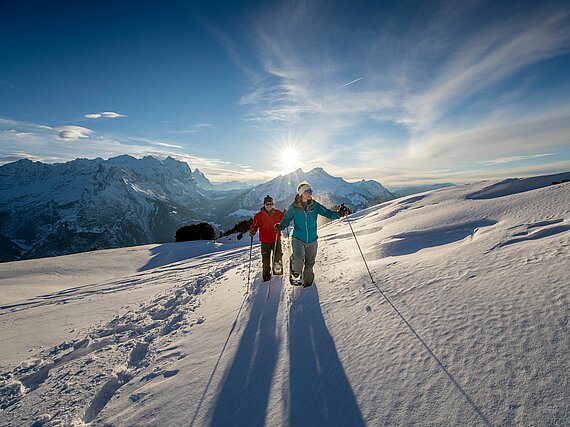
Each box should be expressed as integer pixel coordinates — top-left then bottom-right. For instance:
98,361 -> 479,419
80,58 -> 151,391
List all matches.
280,199 -> 341,243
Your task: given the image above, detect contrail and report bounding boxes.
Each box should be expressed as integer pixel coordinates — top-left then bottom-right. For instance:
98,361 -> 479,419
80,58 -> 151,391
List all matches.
337,77 -> 363,89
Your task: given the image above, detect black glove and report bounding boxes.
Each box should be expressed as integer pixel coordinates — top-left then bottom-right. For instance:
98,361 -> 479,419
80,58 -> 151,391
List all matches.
338,204 -> 349,217
249,229 -> 256,238
274,223 -> 282,232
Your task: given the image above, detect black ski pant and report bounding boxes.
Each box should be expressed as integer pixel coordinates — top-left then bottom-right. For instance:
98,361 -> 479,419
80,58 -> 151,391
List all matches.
260,240 -> 283,281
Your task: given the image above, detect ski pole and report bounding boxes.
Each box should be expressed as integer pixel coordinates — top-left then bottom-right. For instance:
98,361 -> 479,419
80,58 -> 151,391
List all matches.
247,235 -> 253,294
267,232 -> 279,299
343,214 -> 374,285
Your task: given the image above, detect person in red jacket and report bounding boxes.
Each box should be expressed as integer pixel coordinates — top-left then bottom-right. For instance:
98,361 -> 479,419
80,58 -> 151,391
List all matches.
249,195 -> 285,281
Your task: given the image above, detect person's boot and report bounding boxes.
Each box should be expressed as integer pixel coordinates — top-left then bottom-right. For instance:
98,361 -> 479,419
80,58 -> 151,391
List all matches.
303,266 -> 314,287
289,271 -> 303,286
273,260 -> 283,275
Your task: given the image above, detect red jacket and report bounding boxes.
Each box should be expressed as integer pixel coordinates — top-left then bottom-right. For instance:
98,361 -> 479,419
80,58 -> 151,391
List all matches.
251,208 -> 284,243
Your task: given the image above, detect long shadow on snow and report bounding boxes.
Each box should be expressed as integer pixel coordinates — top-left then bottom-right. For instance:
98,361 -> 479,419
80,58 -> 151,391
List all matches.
140,241 -> 248,271
209,278 -> 282,426
289,285 -> 365,427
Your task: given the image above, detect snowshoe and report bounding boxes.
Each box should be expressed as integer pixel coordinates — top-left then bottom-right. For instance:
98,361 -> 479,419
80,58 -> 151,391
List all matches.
289,272 -> 304,286
303,268 -> 314,287
273,260 -> 283,275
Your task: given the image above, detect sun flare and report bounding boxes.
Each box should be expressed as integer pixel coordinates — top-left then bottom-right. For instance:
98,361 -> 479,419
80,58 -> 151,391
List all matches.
281,147 -> 300,173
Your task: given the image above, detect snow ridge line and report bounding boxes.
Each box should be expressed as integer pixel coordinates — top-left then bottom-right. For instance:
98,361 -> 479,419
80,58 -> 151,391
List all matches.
342,214 -> 493,426
0,263 -> 234,424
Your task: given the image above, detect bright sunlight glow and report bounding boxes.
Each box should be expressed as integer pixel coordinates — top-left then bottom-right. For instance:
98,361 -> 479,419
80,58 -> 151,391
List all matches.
281,147 -> 300,173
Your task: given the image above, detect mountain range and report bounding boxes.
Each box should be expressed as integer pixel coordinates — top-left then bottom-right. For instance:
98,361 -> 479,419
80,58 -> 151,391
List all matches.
0,156 -> 395,261
233,167 -> 395,215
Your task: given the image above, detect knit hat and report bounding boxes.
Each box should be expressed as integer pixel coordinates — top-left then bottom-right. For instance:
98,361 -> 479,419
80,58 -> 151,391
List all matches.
263,195 -> 274,204
296,182 -> 312,196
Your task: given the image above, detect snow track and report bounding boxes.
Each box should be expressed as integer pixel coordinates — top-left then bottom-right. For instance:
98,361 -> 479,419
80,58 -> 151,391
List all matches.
0,250 -> 241,425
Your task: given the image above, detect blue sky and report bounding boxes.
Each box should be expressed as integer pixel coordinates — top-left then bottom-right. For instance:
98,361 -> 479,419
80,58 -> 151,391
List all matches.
1,0 -> 569,185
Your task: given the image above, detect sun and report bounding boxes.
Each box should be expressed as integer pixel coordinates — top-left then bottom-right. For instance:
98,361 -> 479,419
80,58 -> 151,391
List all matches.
281,147 -> 300,173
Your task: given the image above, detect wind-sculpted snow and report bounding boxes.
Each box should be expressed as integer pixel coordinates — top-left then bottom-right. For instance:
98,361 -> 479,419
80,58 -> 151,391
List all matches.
376,220 -> 497,258
466,171 -> 570,199
491,219 -> 570,250
0,172 -> 568,426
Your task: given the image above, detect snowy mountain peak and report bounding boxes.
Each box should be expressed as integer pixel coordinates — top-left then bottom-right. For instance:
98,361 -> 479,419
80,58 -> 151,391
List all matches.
308,166 -> 327,175
237,166 -> 396,213
191,168 -> 215,191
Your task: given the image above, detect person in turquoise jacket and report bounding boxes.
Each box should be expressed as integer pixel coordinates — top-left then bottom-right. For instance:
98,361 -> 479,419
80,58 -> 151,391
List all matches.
275,181 -> 348,287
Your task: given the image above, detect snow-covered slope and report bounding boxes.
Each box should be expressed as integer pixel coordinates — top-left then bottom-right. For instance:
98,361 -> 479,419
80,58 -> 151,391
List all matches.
0,173 -> 568,426
388,182 -> 455,197
0,156 -> 208,261
239,167 -> 395,213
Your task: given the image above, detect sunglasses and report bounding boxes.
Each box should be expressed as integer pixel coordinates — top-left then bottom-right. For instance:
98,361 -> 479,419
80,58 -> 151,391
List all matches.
265,202 -> 274,205
304,189 -> 313,195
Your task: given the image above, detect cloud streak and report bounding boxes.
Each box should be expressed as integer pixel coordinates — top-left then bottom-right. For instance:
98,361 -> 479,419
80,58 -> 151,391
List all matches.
478,154 -> 555,165
84,111 -> 127,119
336,77 -> 363,90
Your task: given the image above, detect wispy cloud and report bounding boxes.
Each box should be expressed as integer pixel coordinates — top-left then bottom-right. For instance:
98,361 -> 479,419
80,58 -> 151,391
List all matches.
84,111 -> 127,119
155,142 -> 184,148
4,129 -> 34,137
403,8 -> 570,130
478,153 -> 555,165
0,152 -> 63,164
407,103 -> 570,164
166,123 -> 214,135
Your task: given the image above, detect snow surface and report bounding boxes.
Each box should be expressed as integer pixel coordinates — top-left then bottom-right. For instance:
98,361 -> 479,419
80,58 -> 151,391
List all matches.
0,174 -> 569,426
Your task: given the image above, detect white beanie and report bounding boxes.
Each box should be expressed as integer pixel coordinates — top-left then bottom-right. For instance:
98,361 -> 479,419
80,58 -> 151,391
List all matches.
296,182 -> 312,196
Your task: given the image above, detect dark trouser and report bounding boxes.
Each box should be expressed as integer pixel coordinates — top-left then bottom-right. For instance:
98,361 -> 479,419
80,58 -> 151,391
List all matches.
290,238 -> 318,286
261,240 -> 283,281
